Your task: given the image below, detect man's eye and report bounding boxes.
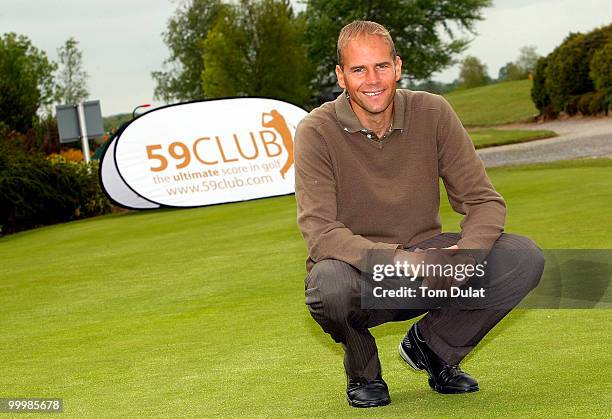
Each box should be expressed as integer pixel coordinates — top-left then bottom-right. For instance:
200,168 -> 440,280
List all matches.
353,68 -> 365,73
377,64 -> 390,69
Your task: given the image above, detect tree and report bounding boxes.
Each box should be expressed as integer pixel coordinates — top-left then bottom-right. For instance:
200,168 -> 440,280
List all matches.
544,25 -> 612,113
590,39 -> 612,113
458,56 -> 490,88
152,0 -> 225,102
516,45 -> 539,75
498,46 -> 540,81
303,0 -> 492,97
55,37 -> 89,105
201,0 -> 311,104
531,56 -> 552,115
590,39 -> 612,92
530,24 -> 612,118
498,61 -> 524,81
406,79 -> 458,94
0,33 -> 56,133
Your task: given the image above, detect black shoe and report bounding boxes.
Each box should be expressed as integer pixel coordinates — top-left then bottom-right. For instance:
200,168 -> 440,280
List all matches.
398,324 -> 479,394
346,376 -> 391,408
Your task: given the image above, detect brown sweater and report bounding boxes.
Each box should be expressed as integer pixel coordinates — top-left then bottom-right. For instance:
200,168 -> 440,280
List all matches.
294,89 -> 506,272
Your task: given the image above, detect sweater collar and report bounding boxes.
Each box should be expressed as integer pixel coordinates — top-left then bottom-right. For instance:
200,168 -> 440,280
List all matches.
334,89 -> 406,133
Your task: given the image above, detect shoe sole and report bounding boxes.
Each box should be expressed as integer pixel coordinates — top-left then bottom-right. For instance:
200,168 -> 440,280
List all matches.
399,343 -> 479,394
429,378 -> 479,394
398,342 -> 424,371
347,397 -> 391,408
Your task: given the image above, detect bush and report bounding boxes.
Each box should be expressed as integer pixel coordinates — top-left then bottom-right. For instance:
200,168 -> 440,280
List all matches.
534,24 -> 612,116
589,38 -> 612,92
565,95 -> 581,116
589,91 -> 606,115
575,91 -> 606,116
544,33 -> 594,113
50,148 -> 85,163
531,56 -> 554,115
0,141 -> 111,235
590,40 -> 612,114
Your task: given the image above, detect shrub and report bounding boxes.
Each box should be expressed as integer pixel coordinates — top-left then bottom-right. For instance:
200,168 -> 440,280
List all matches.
576,91 -> 606,116
587,91 -> 606,115
565,95 -> 581,116
50,148 -> 85,163
544,33 -> 593,113
0,141 -> 111,235
577,92 -> 595,115
589,38 -> 612,91
531,56 -> 556,117
537,24 -> 612,115
590,39 -> 612,114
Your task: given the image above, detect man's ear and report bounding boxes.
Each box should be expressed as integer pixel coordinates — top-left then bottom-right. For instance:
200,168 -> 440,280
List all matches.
335,64 -> 346,89
395,56 -> 402,82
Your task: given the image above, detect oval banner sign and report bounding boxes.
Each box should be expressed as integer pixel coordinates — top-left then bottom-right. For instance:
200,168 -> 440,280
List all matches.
101,98 -> 307,208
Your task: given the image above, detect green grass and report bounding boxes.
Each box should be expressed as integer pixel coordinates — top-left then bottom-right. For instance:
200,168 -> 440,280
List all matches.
469,128 -> 556,149
445,80 -> 538,126
1,159 -> 611,417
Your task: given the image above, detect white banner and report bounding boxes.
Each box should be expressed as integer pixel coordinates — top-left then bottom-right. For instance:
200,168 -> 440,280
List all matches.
100,98 -> 307,208
99,136 -> 160,209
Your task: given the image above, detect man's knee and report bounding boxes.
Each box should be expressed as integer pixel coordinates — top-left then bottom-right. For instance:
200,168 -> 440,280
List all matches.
492,233 -> 545,292
305,259 -> 362,324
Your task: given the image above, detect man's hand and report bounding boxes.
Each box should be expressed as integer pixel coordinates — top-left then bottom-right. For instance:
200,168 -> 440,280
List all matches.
394,245 -> 477,291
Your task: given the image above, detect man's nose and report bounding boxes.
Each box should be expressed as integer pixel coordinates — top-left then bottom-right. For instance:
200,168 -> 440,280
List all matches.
365,68 -> 380,84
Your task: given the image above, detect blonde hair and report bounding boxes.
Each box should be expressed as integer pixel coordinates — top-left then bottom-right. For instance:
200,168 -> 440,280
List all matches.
337,20 -> 396,67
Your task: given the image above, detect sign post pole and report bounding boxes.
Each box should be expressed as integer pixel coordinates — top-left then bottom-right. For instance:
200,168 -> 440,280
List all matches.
77,102 -> 91,164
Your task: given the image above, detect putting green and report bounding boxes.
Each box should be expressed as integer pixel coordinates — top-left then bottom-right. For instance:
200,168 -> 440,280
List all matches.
1,159 -> 610,417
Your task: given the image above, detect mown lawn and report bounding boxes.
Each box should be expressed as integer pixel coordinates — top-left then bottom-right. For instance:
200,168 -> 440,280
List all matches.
469,128 -> 556,149
1,159 -> 611,417
445,79 -> 539,126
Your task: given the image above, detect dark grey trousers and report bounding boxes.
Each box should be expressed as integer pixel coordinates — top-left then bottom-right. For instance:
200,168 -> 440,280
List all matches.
304,233 -> 545,381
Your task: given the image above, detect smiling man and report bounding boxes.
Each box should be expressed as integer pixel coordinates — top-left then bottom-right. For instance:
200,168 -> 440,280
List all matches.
294,21 -> 544,408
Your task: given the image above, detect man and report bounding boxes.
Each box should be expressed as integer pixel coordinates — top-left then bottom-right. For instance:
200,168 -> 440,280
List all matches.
294,20 -> 545,408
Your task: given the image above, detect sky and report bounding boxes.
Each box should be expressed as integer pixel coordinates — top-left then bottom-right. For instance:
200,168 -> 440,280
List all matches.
1,0 -> 611,116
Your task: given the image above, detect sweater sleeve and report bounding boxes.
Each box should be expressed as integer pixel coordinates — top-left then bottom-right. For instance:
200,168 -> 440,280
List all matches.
294,121 -> 399,272
436,96 -> 506,257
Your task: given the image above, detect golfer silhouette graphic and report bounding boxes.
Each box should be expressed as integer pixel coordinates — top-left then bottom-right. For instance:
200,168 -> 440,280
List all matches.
262,109 -> 294,178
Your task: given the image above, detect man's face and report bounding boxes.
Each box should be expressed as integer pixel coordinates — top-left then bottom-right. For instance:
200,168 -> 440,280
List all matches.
335,35 -> 402,118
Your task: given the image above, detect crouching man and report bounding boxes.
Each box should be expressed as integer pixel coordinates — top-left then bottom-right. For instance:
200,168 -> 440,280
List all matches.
294,20 -> 544,408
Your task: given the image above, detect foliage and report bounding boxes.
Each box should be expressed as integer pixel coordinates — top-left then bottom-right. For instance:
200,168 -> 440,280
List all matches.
530,24 -> 612,117
2,115 -> 61,155
0,142 -> 111,235
576,91 -> 606,116
515,45 -> 539,75
154,0 -> 490,104
55,37 -> 89,105
103,113 -> 132,133
152,0 -> 225,102
589,39 -> 612,112
530,56 -> 553,116
590,39 -> 612,91
201,0 -> 311,104
303,0 -> 491,98
544,25 -> 612,113
0,33 -> 56,133
498,62 -> 524,81
458,55 -> 490,88
51,148 -> 85,163
498,46 -> 540,82
407,79 -> 459,95
544,33 -> 593,112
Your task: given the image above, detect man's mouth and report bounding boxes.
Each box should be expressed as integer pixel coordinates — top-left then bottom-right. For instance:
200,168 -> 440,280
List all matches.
363,90 -> 384,97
